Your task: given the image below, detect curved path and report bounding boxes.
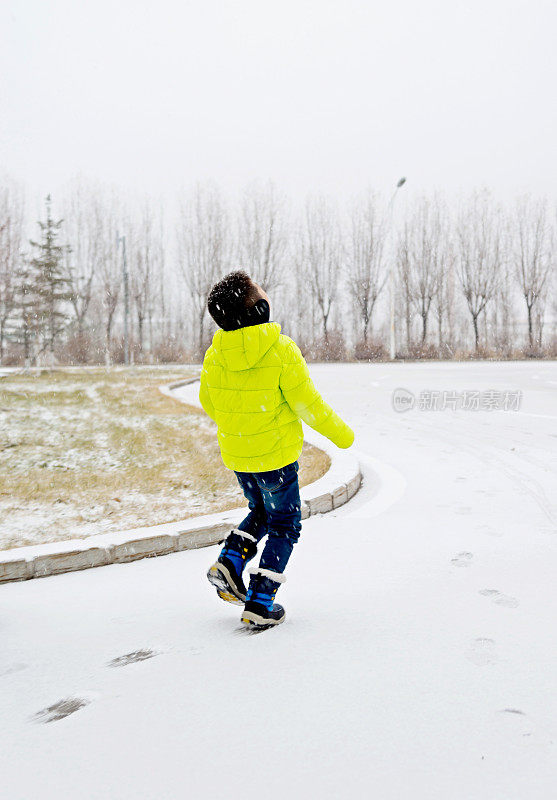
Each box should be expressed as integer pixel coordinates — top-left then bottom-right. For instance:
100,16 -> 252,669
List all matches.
2,362 -> 556,799
0,377 -> 363,581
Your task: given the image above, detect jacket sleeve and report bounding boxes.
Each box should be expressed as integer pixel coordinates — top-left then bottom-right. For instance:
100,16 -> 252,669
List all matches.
279,340 -> 354,449
199,358 -> 217,422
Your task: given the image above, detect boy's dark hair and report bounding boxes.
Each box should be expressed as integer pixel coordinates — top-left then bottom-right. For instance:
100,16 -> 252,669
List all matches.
208,270 -> 268,331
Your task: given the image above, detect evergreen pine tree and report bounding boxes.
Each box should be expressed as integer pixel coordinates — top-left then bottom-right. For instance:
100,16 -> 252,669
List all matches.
27,195 -> 73,365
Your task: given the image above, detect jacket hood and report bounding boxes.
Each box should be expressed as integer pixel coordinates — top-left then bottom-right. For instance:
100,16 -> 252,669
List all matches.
211,322 -> 281,371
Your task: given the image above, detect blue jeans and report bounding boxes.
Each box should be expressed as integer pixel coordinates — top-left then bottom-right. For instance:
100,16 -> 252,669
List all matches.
234,461 -> 302,575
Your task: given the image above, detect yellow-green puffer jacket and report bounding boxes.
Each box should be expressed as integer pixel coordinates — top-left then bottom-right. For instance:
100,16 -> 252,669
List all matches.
199,322 -> 354,473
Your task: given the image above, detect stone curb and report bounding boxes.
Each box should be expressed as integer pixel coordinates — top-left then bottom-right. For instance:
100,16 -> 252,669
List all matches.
0,377 -> 362,584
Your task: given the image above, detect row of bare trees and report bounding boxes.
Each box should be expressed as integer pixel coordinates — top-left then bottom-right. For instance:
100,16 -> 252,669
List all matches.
0,178 -> 555,366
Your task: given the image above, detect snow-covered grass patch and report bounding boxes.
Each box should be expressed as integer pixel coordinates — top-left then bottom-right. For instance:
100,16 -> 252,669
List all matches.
0,367 -> 330,549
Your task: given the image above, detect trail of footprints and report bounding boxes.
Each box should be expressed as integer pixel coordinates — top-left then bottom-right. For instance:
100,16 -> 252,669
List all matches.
30,536 -> 523,725
32,649 -> 160,723
450,547 -> 520,609
451,534 -> 531,739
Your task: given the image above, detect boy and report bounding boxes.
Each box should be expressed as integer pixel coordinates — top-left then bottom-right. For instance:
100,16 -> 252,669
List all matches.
200,270 -> 354,629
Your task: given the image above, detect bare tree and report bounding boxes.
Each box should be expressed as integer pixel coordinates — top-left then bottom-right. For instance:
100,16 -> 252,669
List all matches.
156,212 -> 168,345
404,197 -> 443,344
456,192 -> 502,351
13,260 -> 39,367
431,208 -> 456,350
129,205 -> 161,360
487,216 -> 514,353
348,193 -> 386,343
177,184 -> 231,356
512,196 -> 554,348
97,198 -> 121,366
63,182 -> 99,340
0,183 -> 24,362
303,197 -> 343,344
396,224 -> 414,348
236,181 -> 288,291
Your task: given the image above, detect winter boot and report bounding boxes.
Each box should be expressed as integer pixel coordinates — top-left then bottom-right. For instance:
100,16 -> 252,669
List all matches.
241,568 -> 286,628
207,529 -> 258,605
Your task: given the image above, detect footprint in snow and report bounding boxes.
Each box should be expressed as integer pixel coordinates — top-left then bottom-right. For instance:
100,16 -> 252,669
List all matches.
108,649 -> 158,668
499,709 -> 536,740
477,523 -> 503,538
34,697 -> 90,723
0,663 -> 27,677
466,637 -> 497,667
451,552 -> 473,567
479,589 -> 519,608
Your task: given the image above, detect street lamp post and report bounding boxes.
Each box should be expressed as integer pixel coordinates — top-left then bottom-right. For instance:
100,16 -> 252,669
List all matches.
388,177 -> 407,360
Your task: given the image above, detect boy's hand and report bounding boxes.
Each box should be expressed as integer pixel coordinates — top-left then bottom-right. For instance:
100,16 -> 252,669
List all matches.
336,425 -> 355,449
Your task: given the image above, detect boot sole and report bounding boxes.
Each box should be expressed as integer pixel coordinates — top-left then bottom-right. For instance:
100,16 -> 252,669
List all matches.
241,609 -> 286,628
207,564 -> 245,605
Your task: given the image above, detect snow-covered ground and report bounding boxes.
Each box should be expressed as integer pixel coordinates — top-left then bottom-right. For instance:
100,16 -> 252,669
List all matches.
2,361 -> 556,799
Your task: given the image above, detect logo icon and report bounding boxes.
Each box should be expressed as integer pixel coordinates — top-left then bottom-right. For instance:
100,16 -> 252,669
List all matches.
392,388 -> 415,413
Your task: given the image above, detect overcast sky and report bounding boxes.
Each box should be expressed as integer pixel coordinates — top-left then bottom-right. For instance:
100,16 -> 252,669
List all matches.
1,0 -> 556,207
